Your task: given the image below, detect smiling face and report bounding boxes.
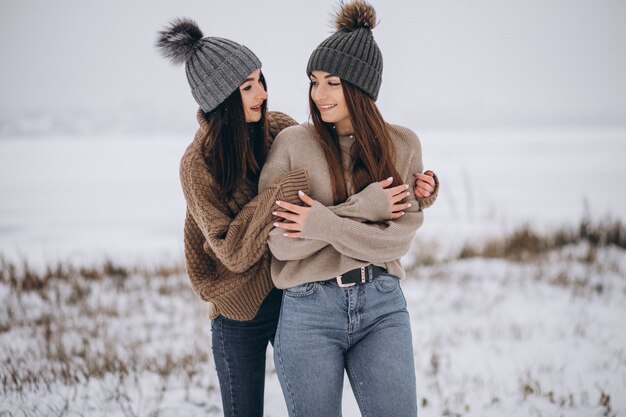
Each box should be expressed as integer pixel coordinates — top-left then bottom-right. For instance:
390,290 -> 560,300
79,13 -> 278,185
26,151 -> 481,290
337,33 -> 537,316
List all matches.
239,69 -> 268,123
309,70 -> 353,135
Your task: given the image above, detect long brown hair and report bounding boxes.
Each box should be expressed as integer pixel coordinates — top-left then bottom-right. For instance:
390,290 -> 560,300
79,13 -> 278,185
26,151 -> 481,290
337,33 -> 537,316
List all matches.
309,80 -> 402,204
202,73 -> 270,200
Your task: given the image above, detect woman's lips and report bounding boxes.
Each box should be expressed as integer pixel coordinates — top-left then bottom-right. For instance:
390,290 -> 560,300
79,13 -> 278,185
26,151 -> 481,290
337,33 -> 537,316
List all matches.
318,104 -> 337,112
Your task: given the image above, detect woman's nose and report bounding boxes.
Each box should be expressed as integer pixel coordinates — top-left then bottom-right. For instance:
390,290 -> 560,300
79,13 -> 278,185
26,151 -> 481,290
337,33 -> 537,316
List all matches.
312,85 -> 325,101
257,86 -> 268,100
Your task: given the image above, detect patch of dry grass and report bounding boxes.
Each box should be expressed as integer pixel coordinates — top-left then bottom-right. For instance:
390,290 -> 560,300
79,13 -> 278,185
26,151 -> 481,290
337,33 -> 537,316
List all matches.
518,373 -> 617,417
0,256 -> 215,416
457,217 -> 624,262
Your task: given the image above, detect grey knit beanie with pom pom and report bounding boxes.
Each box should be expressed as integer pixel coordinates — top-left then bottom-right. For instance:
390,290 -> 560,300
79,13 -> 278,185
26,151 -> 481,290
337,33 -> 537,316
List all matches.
157,18 -> 261,113
307,0 -> 382,100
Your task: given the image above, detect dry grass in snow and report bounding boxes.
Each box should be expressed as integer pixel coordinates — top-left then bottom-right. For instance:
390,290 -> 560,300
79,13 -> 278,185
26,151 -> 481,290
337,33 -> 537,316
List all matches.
1,223 -> 625,416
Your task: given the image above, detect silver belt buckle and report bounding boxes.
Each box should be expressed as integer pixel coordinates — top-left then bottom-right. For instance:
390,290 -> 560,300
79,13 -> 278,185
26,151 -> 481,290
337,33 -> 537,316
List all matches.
336,275 -> 355,287
336,267 -> 367,287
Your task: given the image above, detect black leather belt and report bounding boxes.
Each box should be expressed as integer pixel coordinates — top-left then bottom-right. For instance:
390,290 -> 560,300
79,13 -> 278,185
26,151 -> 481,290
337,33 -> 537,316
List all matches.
332,265 -> 387,287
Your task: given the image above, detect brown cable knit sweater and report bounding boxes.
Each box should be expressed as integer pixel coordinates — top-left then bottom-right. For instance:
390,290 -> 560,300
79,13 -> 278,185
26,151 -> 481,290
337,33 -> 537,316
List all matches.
180,110 -> 309,321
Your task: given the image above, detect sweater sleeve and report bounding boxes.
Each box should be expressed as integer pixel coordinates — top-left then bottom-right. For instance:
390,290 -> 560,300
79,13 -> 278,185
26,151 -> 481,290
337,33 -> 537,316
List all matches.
298,142 -> 425,264
263,183 -> 391,261
180,145 -> 309,273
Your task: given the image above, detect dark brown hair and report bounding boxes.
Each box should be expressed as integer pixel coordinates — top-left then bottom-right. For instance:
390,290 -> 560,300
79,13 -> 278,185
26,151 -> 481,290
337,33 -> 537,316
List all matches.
202,73 -> 270,200
309,80 -> 402,204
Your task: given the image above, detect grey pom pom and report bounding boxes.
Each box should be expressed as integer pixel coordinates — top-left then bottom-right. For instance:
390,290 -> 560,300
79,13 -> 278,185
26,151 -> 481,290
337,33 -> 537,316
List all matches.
157,18 -> 204,65
334,0 -> 377,31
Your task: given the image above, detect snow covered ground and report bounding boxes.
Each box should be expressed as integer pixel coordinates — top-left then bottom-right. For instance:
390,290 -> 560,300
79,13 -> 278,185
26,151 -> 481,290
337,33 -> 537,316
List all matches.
1,127 -> 625,416
1,245 -> 623,416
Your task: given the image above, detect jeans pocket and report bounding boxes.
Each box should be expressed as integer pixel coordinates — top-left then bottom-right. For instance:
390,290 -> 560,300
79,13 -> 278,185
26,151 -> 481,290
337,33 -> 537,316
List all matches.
374,274 -> 400,293
283,282 -> 318,298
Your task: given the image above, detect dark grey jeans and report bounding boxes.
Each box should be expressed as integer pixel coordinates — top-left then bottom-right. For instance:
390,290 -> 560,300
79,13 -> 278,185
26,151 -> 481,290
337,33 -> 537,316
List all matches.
211,287 -> 282,417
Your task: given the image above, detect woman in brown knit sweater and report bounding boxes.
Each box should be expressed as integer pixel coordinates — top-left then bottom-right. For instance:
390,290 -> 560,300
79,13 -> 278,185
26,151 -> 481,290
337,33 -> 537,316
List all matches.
157,17 -> 420,417
157,18 -> 310,416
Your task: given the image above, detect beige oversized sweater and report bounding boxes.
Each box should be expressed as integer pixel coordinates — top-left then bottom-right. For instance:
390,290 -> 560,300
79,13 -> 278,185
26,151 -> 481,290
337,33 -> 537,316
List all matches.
258,123 -> 438,289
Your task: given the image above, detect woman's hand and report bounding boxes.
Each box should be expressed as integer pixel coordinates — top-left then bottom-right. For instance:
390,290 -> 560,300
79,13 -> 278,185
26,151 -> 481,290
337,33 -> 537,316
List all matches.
414,170 -> 436,198
273,191 -> 314,238
378,177 -> 411,219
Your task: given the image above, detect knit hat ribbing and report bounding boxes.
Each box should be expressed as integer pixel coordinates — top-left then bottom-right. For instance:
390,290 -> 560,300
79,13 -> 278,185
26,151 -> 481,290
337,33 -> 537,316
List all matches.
157,18 -> 262,113
307,1 -> 383,100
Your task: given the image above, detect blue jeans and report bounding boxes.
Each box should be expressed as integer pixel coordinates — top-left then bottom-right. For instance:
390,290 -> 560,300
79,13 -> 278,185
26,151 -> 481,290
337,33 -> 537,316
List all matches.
211,287 -> 282,417
274,274 -> 417,417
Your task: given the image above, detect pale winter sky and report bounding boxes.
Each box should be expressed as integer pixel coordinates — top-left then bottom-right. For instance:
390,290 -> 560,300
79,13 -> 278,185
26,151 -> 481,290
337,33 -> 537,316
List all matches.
1,0 -> 625,133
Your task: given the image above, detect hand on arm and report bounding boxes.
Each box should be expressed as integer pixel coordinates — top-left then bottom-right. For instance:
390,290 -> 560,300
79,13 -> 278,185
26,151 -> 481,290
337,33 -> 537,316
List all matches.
268,180 -> 408,260
272,177 -> 413,238
414,170 -> 435,197
274,196 -> 422,263
269,179 -> 412,260
414,170 -> 439,209
378,177 -> 413,219
273,192 -> 314,239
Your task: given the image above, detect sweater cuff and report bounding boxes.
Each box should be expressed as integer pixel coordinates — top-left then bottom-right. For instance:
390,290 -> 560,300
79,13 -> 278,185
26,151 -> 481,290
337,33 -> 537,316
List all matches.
416,172 -> 439,210
278,169 -> 310,205
356,182 -> 392,222
300,201 -> 341,242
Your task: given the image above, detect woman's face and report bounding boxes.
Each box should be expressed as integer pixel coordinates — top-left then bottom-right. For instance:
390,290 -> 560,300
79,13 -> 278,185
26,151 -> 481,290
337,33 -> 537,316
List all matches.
309,70 -> 352,134
239,69 -> 268,123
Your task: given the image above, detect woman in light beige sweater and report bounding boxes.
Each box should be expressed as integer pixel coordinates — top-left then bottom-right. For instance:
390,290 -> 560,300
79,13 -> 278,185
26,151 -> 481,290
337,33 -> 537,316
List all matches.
258,1 -> 437,416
